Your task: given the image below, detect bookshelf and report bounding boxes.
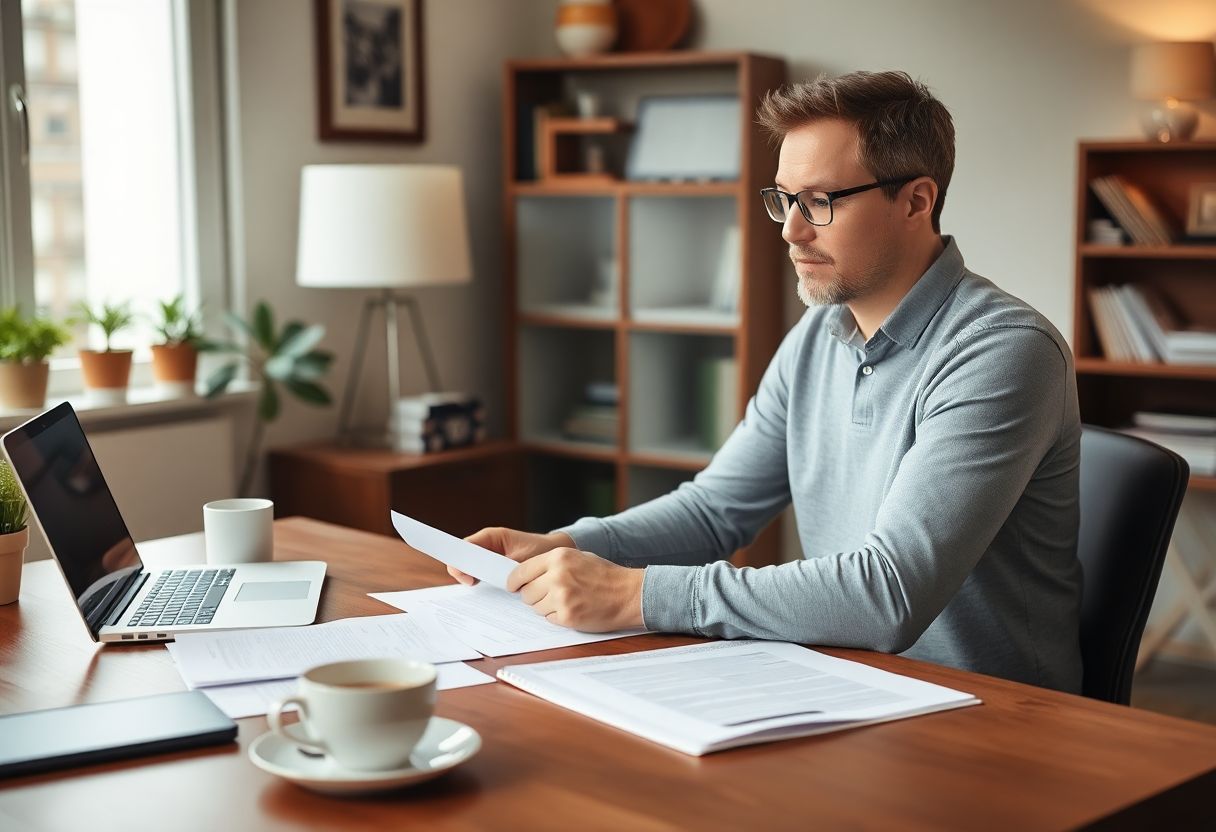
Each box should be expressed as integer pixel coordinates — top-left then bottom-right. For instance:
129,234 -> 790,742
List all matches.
504,52 -> 787,567
1073,140 -> 1216,494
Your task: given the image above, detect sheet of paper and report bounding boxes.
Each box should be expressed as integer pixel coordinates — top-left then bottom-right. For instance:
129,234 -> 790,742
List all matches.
370,583 -> 646,657
390,511 -> 517,590
199,662 -> 496,719
167,613 -> 481,688
498,640 -> 980,756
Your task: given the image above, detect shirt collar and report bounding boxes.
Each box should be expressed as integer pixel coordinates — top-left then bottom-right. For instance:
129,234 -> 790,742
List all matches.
878,235 -> 966,349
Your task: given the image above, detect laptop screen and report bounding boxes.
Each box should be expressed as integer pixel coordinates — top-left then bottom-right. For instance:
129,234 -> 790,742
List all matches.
3,403 -> 142,632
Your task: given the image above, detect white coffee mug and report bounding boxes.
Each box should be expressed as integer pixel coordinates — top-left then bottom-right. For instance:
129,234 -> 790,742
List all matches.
267,658 -> 437,771
203,498 -> 273,564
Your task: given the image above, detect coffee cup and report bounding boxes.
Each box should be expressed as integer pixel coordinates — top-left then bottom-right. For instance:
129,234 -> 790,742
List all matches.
203,498 -> 273,564
267,658 -> 437,771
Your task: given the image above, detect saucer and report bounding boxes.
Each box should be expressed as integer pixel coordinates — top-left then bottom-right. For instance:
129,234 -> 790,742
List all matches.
248,717 -> 481,796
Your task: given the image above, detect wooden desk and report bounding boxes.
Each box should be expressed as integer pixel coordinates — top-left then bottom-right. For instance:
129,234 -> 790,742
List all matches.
268,441 -> 526,537
1,519 -> 1214,830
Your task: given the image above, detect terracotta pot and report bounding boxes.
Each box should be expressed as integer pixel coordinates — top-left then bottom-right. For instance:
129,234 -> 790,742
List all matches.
151,343 -> 198,394
79,349 -> 133,391
0,526 -> 29,605
0,361 -> 50,410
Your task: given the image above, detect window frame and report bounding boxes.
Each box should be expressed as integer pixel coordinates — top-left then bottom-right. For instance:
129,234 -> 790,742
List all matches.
0,0 -> 231,397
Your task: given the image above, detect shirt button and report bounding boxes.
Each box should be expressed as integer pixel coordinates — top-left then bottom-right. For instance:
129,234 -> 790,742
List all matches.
861,365 -> 874,376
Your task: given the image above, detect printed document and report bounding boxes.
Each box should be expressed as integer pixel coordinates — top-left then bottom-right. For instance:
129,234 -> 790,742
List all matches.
168,613 -> 480,688
497,640 -> 981,756
370,583 -> 647,657
200,662 -> 496,719
390,511 -> 517,590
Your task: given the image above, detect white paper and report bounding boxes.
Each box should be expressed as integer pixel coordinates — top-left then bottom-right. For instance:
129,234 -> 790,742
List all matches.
370,583 -> 646,657
498,640 -> 981,756
168,613 -> 481,688
199,662 -> 497,719
390,511 -> 517,590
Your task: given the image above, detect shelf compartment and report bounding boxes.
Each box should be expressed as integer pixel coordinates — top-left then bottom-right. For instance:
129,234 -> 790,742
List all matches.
629,196 -> 739,322
520,327 -> 617,448
526,455 -> 616,532
1075,358 -> 1216,381
628,331 -> 736,459
517,196 -> 617,315
628,465 -> 697,506
1079,244 -> 1216,260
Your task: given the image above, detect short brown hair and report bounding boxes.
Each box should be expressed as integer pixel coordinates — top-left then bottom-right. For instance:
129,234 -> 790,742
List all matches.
756,71 -> 955,233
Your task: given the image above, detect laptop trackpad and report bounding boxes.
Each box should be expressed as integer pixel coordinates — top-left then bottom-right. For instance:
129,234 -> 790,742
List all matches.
234,581 -> 311,602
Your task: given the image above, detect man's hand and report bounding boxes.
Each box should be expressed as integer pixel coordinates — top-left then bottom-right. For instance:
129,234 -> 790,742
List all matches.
449,527 -> 575,586
506,547 -> 645,633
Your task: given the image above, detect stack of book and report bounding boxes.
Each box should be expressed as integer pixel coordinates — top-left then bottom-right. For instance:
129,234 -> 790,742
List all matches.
562,382 -> 618,444
1089,175 -> 1176,246
391,393 -> 485,454
1122,411 -> 1216,477
1087,284 -> 1216,365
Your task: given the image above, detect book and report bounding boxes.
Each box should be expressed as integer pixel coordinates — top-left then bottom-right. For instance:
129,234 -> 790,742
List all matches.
497,640 -> 981,756
1124,286 -> 1216,365
1121,427 -> 1216,476
1133,411 -> 1216,434
697,356 -> 738,450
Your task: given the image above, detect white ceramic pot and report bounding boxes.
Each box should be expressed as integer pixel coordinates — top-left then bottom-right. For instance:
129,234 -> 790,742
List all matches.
555,3 -> 617,57
0,526 -> 30,605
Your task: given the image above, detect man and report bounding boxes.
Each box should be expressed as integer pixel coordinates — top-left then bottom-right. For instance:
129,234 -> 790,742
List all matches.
453,71 -> 1083,693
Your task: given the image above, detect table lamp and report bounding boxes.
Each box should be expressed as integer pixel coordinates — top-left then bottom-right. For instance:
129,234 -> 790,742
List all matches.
296,164 -> 472,443
1131,41 -> 1216,143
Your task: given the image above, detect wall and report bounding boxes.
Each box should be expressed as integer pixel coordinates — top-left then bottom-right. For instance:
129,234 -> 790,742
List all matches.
225,0 -> 553,491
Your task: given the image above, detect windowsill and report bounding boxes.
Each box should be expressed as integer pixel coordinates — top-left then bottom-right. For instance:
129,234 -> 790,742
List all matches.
0,380 -> 259,431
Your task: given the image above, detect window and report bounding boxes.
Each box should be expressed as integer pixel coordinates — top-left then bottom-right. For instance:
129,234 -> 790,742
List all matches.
1,0 -> 228,371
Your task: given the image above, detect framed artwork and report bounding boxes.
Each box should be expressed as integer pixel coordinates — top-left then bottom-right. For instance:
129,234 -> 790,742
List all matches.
1187,182 -> 1216,237
314,0 -> 425,142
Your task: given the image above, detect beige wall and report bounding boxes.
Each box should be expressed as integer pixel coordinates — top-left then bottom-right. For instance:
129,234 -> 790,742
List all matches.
226,0 -> 552,489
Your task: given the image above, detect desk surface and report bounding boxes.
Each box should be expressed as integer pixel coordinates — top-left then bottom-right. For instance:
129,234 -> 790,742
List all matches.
1,518 -> 1214,831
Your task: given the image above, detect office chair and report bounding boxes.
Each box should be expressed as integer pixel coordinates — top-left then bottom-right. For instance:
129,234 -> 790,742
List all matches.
1077,425 -> 1189,705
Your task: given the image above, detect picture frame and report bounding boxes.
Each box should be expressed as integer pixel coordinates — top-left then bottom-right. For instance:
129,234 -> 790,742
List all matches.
1186,182 -> 1216,237
314,0 -> 425,143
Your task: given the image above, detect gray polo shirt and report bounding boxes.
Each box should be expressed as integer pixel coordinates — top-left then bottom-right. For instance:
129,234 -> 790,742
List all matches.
561,237 -> 1083,693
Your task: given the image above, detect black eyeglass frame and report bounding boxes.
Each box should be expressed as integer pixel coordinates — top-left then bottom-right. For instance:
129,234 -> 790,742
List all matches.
760,175 -> 922,226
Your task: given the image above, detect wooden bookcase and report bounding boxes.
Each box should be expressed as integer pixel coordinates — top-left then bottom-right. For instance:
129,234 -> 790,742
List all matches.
504,52 -> 787,567
1073,140 -> 1216,494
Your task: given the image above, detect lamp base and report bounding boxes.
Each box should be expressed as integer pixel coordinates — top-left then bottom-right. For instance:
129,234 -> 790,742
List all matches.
1142,98 -> 1200,143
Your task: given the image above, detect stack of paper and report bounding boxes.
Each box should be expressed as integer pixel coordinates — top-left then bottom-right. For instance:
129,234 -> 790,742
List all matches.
497,640 -> 981,756
167,613 -> 495,718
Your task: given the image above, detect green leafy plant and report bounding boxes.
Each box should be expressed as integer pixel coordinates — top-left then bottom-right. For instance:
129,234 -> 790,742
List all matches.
204,300 -> 334,496
0,307 -> 71,363
0,461 -> 28,535
152,295 -> 206,347
76,301 -> 134,352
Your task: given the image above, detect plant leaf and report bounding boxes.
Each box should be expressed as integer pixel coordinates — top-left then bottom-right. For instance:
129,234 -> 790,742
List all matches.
203,362 -> 239,398
276,324 -> 325,360
263,354 -> 294,381
253,302 -> 275,351
291,352 -> 333,382
224,311 -> 256,341
284,378 -> 332,406
276,321 -> 304,352
259,381 -> 280,421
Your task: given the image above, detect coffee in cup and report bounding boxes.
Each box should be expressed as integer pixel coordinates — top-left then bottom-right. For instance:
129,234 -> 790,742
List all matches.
267,658 -> 436,771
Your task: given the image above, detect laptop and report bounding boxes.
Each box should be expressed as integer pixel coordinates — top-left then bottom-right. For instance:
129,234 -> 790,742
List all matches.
2,403 -> 326,644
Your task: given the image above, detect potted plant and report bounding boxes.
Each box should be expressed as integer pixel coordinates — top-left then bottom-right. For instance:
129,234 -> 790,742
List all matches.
0,460 -> 29,605
150,295 -> 206,396
0,307 -> 71,410
76,301 -> 135,403
204,300 -> 334,496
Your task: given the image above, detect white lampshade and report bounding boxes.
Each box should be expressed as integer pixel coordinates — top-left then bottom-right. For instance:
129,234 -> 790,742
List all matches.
296,164 -> 473,289
1131,41 -> 1216,101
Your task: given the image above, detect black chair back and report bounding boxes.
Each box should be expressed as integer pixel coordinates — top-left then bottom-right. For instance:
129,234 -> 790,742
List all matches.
1078,425 -> 1189,704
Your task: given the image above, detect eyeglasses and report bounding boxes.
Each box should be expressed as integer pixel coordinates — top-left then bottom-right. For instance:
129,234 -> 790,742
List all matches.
760,176 -> 921,226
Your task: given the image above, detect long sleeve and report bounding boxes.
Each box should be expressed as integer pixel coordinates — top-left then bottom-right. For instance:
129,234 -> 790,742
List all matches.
557,316 -> 809,568
638,323 -> 1073,651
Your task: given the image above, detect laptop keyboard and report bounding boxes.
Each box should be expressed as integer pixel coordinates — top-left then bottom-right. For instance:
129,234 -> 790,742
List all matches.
126,568 -> 236,628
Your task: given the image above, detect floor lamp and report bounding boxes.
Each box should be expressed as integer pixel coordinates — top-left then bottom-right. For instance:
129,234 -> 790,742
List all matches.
296,164 -> 473,444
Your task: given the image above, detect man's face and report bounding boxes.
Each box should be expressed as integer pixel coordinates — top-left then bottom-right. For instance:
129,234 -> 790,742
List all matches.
774,119 -> 902,308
